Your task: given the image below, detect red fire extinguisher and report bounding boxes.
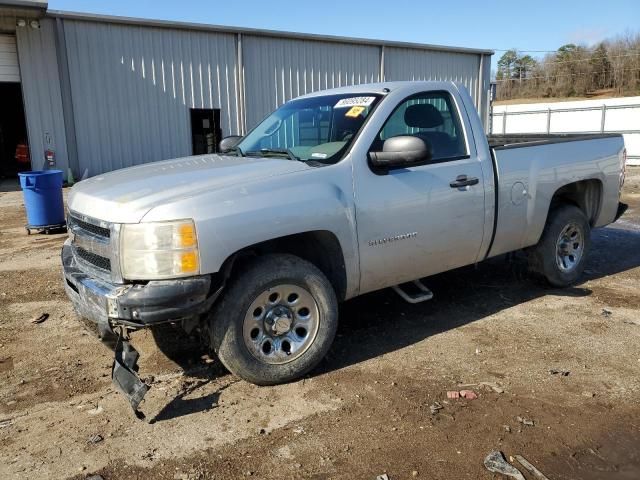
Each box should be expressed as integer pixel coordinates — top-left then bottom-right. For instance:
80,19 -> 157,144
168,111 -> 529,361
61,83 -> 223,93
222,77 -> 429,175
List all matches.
45,149 -> 55,168
15,143 -> 30,164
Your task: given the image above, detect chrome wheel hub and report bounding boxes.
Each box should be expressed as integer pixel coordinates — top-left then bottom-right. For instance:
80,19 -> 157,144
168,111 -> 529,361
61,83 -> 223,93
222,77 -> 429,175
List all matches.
243,284 -> 320,365
555,223 -> 584,273
265,306 -> 294,336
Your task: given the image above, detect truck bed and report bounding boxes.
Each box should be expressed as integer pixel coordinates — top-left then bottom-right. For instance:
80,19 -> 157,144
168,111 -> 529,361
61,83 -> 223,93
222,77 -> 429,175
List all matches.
487,133 -> 622,149
486,133 -> 624,260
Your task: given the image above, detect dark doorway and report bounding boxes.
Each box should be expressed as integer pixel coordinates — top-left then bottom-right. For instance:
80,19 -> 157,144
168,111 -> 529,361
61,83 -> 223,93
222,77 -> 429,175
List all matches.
0,82 -> 29,178
190,108 -> 221,155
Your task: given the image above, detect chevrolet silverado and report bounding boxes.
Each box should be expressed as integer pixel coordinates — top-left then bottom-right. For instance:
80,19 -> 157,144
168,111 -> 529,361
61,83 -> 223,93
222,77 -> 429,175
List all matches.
61,81 -> 628,413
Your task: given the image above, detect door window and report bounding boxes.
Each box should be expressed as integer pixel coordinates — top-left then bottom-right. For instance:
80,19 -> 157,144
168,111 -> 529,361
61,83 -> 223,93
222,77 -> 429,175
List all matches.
374,91 -> 467,161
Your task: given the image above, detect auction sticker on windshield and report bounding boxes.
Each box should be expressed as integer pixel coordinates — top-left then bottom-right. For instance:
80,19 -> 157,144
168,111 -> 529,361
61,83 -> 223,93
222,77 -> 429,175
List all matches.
334,96 -> 376,108
345,106 -> 366,118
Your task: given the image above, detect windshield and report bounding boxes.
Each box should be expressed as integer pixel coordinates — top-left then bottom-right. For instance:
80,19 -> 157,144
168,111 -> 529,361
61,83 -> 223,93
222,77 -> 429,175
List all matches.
236,93 -> 382,164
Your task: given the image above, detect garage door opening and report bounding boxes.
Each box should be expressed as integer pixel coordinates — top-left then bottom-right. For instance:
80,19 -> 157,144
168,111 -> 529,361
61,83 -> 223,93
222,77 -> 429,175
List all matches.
190,108 -> 221,155
0,83 -> 29,179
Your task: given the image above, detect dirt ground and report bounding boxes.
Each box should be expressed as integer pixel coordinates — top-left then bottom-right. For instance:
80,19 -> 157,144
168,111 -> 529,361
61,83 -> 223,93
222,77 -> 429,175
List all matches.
1,172 -> 640,480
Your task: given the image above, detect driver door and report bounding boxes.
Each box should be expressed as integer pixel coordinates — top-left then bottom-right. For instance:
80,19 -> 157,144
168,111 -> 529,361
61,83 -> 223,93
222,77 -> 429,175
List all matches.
354,90 -> 487,294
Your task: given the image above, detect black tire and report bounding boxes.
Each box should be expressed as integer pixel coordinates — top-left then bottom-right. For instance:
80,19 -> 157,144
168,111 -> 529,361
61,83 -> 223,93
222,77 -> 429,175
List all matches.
208,254 -> 338,385
528,204 -> 591,287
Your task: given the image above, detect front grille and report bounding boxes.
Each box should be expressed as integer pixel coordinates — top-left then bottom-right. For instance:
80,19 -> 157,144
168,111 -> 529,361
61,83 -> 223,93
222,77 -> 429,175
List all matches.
76,246 -> 111,271
68,210 -> 116,279
69,215 -> 110,238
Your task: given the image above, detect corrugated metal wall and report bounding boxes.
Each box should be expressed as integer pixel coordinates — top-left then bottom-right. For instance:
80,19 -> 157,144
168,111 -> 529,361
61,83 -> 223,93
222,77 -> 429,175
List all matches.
0,34 -> 20,81
383,47 -> 481,105
15,15 -> 490,177
62,19 -> 240,175
479,53 -> 491,128
16,18 -> 69,172
242,35 -> 381,129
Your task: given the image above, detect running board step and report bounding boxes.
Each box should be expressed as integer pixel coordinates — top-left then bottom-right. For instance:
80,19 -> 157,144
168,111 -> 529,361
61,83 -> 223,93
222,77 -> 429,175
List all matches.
392,280 -> 434,304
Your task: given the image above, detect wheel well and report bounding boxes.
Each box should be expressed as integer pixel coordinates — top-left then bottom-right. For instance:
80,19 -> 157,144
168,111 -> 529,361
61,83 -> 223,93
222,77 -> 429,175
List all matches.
550,179 -> 603,226
221,231 -> 348,301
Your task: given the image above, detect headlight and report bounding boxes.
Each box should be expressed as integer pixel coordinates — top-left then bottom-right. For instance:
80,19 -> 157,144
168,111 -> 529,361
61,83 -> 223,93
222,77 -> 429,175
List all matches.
120,219 -> 199,280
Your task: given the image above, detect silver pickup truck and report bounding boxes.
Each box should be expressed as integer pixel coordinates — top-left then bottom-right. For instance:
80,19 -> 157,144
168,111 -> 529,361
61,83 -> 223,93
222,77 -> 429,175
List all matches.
62,81 -> 628,412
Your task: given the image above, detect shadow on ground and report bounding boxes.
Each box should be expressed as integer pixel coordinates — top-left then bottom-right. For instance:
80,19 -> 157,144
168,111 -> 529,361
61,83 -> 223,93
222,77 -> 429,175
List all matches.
148,221 -> 640,420
0,178 -> 20,192
321,223 -> 640,374
150,376 -> 233,423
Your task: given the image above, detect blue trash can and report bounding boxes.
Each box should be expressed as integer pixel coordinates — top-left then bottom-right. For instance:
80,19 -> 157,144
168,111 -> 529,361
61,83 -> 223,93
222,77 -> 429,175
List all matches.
18,170 -> 66,229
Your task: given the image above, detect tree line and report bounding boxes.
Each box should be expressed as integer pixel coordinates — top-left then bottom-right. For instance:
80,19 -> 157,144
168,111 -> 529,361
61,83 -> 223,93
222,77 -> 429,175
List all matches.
495,32 -> 640,100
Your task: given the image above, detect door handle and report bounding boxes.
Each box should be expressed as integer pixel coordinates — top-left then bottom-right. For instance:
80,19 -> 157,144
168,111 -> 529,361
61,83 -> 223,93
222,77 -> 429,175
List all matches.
449,175 -> 479,188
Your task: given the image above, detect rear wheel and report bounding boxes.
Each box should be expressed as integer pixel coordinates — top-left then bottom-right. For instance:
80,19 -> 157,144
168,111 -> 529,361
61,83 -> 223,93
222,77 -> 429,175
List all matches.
528,204 -> 591,287
209,254 -> 338,385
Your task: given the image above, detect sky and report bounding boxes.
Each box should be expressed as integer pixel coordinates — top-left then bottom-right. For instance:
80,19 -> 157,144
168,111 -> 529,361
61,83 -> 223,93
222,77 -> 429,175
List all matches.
48,0 -> 640,72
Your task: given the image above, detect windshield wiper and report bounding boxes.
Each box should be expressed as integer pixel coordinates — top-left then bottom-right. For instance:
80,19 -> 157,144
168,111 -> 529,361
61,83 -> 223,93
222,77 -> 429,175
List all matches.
227,146 -> 245,157
246,148 -> 300,161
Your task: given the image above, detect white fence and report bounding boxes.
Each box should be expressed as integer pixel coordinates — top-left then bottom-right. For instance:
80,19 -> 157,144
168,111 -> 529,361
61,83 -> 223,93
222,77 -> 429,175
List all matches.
491,96 -> 640,165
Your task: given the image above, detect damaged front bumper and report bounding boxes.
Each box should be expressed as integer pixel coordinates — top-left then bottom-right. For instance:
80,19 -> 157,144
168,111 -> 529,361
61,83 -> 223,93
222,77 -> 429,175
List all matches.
62,241 -> 213,334
112,331 -> 149,417
61,241 -> 215,415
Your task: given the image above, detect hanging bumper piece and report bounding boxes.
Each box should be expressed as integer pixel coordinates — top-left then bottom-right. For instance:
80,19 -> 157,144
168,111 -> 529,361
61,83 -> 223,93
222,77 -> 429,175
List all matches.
112,330 -> 150,419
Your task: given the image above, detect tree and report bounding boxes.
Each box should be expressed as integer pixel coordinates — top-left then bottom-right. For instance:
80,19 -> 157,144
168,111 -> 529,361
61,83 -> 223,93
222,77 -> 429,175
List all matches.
497,49 -> 519,80
549,44 -> 590,97
496,50 -> 538,98
494,32 -> 640,100
556,44 -> 580,61
515,55 -> 538,81
590,43 -> 612,89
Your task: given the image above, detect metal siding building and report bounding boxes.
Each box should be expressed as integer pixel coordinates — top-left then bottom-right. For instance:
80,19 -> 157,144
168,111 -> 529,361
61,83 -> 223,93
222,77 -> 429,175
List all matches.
15,18 -> 69,175
0,34 -> 20,81
0,4 -> 492,179
61,19 -> 241,174
384,46 -> 491,126
242,35 -> 381,128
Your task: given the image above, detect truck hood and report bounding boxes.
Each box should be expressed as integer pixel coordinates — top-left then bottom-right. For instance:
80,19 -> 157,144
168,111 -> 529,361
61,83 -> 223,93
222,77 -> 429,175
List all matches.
68,154 -> 310,223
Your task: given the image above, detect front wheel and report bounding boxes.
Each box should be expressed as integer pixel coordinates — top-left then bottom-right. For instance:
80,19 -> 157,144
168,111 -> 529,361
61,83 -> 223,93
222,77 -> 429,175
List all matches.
209,254 -> 338,385
528,204 -> 591,287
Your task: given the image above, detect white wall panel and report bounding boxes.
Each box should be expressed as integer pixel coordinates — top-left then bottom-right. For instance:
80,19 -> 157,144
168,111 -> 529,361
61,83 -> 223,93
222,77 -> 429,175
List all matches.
492,97 -> 640,164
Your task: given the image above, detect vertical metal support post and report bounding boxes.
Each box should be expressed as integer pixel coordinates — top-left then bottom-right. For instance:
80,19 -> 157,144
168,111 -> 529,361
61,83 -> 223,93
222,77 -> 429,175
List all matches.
379,45 -> 385,82
477,55 -> 483,112
236,33 -> 246,135
478,54 -> 486,131
54,17 -> 79,179
502,111 -> 507,134
489,104 -> 493,134
600,105 -> 607,133
546,108 -> 551,134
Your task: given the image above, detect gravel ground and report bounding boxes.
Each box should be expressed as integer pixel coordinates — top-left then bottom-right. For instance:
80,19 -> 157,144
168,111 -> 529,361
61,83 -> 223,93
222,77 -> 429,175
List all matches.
1,172 -> 639,480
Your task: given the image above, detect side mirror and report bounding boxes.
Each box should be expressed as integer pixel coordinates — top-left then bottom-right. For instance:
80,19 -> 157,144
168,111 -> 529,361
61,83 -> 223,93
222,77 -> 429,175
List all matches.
369,136 -> 432,172
218,135 -> 243,153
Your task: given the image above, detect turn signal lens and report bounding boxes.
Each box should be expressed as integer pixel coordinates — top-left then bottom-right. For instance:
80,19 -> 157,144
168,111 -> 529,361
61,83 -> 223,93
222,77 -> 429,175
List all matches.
180,251 -> 199,273
120,219 -> 200,279
178,223 -> 197,248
